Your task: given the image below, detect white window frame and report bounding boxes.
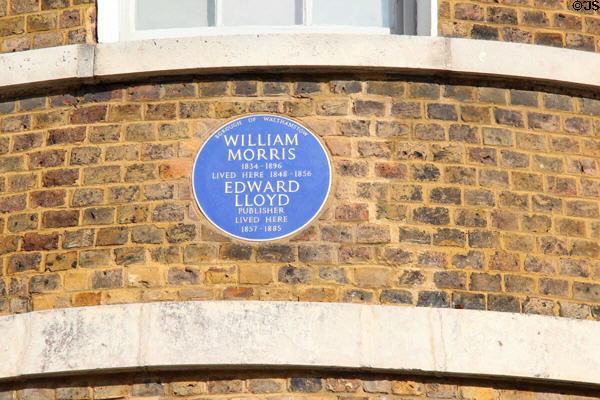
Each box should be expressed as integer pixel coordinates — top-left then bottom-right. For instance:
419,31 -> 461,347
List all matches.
97,0 -> 437,43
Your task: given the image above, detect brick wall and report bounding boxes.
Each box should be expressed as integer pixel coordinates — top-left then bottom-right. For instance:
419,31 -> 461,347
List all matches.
0,76 -> 598,319
438,0 -> 600,52
1,370 -> 599,399
0,0 -> 95,53
2,0 -> 599,54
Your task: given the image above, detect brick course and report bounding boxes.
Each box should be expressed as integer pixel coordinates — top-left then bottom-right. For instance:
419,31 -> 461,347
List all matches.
0,370 -> 598,400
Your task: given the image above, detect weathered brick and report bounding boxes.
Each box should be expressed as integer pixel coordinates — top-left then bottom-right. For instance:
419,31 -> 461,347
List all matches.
2,115 -> 29,132
7,253 -> 41,274
460,106 -> 490,125
13,133 -> 43,152
114,247 -> 146,265
83,207 -> 114,225
491,210 -> 519,231
550,137 -> 580,155
354,100 -> 385,116
470,273 -> 501,292
376,203 -> 407,221
358,141 -> 390,158
42,210 -> 78,228
505,275 -> 535,294
183,244 -> 216,263
572,239 -> 600,258
469,147 -> 497,165
512,172 -> 543,191
523,297 -> 554,316
415,123 -> 445,140
452,292 -> 485,310
72,188 -> 103,207
290,378 -> 322,392
413,207 -> 449,225
556,217 -> 586,237
455,209 -> 487,227
398,227 -> 431,244
29,150 -> 65,169
500,150 -> 529,169
434,271 -> 466,289
391,101 -> 421,118
539,236 -> 569,256
7,213 -> 38,232
488,294 -> 520,313
430,187 -> 461,205
417,291 -> 450,308
412,164 -> 440,181
494,108 -> 524,127
97,227 -> 129,246
468,230 -> 499,248
117,205 -> 148,224
417,251 -> 447,267
70,105 -> 107,124
510,90 -> 538,107
22,232 -> 58,251
318,266 -> 348,284
540,278 -> 569,297
89,125 -> 120,143
45,251 -> 77,271
84,166 -> 121,185
479,169 -> 509,188
409,83 -> 440,99
335,160 -> 367,176
452,250 -> 485,270
375,121 -> 408,138
566,200 -> 599,218
152,203 -> 185,222
343,289 -> 373,303
298,245 -> 332,263
338,120 -> 369,136
92,269 -> 122,289
0,235 -> 19,255
547,176 -> 577,195
42,168 -> 78,187
532,194 -> 562,213
63,228 -> 94,249
432,144 -> 464,163
534,32 -> 563,47
165,223 -> 196,243
427,104 -> 457,120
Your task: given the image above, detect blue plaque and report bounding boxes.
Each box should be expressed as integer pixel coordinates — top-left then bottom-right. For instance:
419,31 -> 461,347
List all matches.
192,114 -> 332,241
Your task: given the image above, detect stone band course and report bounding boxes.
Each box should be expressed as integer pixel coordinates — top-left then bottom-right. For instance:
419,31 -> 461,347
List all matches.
1,301 -> 600,386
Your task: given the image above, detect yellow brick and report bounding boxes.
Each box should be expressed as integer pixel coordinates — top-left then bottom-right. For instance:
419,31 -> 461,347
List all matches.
354,267 -> 390,288
32,294 -> 69,311
459,386 -> 494,400
126,266 -> 163,288
102,289 -> 143,305
64,271 -> 89,291
239,265 -> 273,284
392,380 -> 425,395
205,266 -> 237,284
299,287 -> 336,302
141,288 -> 179,302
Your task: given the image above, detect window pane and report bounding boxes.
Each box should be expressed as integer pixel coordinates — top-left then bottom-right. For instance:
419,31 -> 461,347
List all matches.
221,0 -> 299,26
312,0 -> 392,27
135,0 -> 215,30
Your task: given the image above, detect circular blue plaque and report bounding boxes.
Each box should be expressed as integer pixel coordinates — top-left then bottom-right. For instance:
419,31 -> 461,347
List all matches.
192,114 -> 332,241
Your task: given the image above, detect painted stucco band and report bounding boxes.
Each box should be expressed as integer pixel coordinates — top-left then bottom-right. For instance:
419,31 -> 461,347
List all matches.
0,301 -> 598,385
0,35 -> 598,94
